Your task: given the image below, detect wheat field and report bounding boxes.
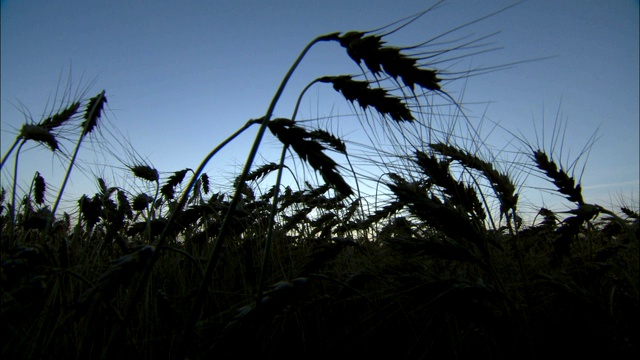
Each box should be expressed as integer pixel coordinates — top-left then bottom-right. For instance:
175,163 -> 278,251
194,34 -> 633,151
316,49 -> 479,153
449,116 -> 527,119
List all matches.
1,5 -> 638,360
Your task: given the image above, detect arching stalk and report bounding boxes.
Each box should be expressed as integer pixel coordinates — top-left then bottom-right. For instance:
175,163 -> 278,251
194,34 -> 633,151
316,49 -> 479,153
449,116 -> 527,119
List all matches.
176,32 -> 340,359
9,140 -> 27,238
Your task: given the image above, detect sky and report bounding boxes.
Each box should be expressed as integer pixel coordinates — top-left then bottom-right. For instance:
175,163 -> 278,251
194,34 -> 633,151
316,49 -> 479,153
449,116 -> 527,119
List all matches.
1,0 -> 639,221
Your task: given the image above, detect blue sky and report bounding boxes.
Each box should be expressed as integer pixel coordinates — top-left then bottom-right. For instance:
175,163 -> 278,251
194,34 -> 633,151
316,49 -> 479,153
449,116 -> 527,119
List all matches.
1,0 -> 638,219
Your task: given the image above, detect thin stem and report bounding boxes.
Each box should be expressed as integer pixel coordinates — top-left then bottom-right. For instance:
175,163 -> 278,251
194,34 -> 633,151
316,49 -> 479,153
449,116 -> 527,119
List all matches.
291,78 -> 322,121
255,145 -> 288,307
46,130 -> 85,231
144,180 -> 160,242
252,77 -> 314,304
9,140 -> 27,238
0,136 -> 22,171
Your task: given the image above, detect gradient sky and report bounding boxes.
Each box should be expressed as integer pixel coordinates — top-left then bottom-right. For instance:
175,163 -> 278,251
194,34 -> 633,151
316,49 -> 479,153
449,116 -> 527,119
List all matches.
1,0 -> 638,219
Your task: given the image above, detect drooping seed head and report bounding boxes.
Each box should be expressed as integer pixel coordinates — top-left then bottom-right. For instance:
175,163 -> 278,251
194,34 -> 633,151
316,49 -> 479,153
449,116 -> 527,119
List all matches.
78,194 -> 102,229
41,101 -> 81,130
200,173 -> 210,194
161,168 -> 191,200
117,189 -> 133,220
267,119 -> 353,197
430,143 -> 518,216
310,129 -> 347,154
620,207 -> 638,219
337,31 -> 442,91
132,193 -> 153,211
20,124 -> 59,151
319,76 -> 413,122
533,150 -> 584,204
81,90 -> 107,136
246,163 -> 280,182
33,172 -> 46,205
130,165 -> 159,182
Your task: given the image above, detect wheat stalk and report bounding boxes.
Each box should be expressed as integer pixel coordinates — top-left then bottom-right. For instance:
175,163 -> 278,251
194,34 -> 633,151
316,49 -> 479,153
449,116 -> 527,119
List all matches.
0,100 -> 79,171
47,90 -> 107,231
4,102 -> 78,233
169,33 -> 349,358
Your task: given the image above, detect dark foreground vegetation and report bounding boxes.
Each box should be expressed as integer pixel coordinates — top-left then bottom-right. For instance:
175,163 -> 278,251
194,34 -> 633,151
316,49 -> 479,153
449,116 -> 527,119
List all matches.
2,4 -> 638,359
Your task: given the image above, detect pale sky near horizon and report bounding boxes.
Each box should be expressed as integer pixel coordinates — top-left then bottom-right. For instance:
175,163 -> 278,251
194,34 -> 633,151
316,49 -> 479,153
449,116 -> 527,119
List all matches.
1,0 -> 639,220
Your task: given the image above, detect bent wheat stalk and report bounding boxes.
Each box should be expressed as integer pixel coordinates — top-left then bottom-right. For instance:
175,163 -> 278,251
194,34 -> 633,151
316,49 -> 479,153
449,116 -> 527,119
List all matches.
175,32 -> 342,358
